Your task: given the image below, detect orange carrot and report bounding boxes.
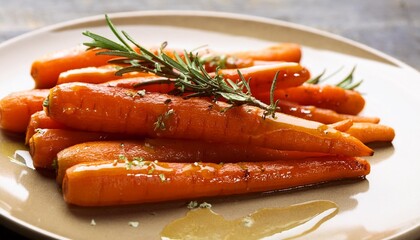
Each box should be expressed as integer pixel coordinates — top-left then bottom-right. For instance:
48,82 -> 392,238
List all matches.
328,119 -> 354,132
277,100 -> 380,124
45,83 -> 373,156
0,89 -> 49,133
255,84 -> 366,115
31,46 -> 115,89
55,139 -> 332,184
345,122 -> 395,143
29,128 -> 123,169
102,77 -> 175,93
217,63 -> 310,91
57,65 -> 155,85
62,156 -> 370,206
230,43 -> 302,63
25,111 -> 65,144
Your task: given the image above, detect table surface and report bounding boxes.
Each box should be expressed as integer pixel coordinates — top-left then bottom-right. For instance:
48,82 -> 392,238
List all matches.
0,0 -> 419,239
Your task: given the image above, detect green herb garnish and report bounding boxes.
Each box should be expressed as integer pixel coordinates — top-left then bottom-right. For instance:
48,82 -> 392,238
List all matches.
83,15 -> 279,119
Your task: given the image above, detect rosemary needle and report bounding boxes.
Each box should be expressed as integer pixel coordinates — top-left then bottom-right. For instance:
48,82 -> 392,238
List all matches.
82,15 -> 279,118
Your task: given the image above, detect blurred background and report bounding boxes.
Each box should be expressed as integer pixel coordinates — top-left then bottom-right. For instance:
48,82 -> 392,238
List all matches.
0,0 -> 419,70
0,0 -> 419,238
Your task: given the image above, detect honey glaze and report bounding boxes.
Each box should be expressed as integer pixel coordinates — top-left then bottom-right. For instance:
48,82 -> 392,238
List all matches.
161,200 -> 338,240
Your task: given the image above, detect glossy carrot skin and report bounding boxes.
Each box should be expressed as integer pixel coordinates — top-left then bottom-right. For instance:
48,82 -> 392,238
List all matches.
217,63 -> 310,91
46,83 -> 373,156
230,43 -> 302,62
346,122 -> 395,143
29,129 -> 122,169
102,77 -> 175,93
0,89 -> 49,133
56,139 -> 332,184
277,100 -> 380,124
63,156 -> 370,206
31,46 -> 115,89
25,111 -> 65,144
255,84 -> 366,115
57,65 -> 155,85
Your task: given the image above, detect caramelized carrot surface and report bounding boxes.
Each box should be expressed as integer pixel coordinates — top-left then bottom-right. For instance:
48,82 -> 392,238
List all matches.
230,43 -> 302,63
255,84 -> 366,115
57,65 -> 155,85
0,89 -> 49,133
277,100 -> 380,124
217,62 -> 310,90
56,139 -> 332,184
29,129 -> 123,169
346,122 -> 395,143
31,46 -> 115,89
45,83 -> 373,157
63,156 -> 370,206
25,111 -> 65,144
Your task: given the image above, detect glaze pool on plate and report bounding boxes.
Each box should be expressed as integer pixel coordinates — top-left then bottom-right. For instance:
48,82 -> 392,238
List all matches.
0,11 -> 420,240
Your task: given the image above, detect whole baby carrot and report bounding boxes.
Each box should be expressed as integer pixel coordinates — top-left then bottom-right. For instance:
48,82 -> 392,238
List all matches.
29,128 -> 123,169
217,62 -> 310,91
25,111 -> 65,144
254,84 -> 366,115
31,46 -> 115,89
45,83 -> 373,156
345,122 -> 395,143
55,139 -> 332,184
229,43 -> 302,63
57,65 -> 155,85
0,89 -> 49,133
277,100 -> 380,124
62,156 -> 370,206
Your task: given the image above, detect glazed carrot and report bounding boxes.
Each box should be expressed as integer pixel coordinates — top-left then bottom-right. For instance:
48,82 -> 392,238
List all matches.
45,83 -> 373,156
255,84 -> 366,115
62,156 -> 370,206
0,89 -> 49,133
55,139 -> 332,184
105,63 -> 310,94
328,119 -> 354,132
103,77 -> 175,93
57,65 -> 155,85
31,46 -> 116,89
197,51 -> 254,72
29,128 -> 123,169
345,122 -> 395,143
230,43 -> 302,63
25,111 -> 66,144
217,63 -> 310,91
277,100 -> 380,124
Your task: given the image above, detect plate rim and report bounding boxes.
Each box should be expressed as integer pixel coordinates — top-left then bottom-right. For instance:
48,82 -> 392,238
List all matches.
0,10 -> 419,240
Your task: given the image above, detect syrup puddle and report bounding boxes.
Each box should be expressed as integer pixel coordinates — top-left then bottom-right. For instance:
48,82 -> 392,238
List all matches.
161,200 -> 338,240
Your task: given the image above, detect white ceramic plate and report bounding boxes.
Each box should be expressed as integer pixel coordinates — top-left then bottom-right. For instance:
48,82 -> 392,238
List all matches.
1,11 -> 419,240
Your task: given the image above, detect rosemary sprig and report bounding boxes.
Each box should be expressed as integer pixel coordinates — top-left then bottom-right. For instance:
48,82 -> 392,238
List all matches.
306,66 -> 362,90
83,15 -> 278,118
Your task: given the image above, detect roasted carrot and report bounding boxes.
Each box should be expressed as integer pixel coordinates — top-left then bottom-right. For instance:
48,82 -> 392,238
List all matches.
328,119 -> 354,132
217,63 -> 310,90
29,128 -> 123,169
62,156 -> 370,206
345,122 -> 395,143
45,83 -> 373,156
0,89 -> 49,133
56,139 -> 332,184
31,46 -> 116,89
277,100 -> 380,124
103,77 -> 175,93
230,43 -> 302,63
255,84 -> 366,115
25,111 -> 65,144
57,65 -> 155,85
200,54 -> 254,72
